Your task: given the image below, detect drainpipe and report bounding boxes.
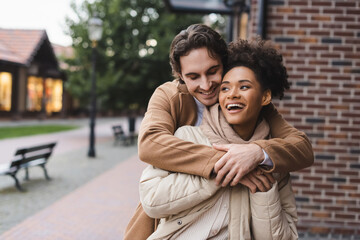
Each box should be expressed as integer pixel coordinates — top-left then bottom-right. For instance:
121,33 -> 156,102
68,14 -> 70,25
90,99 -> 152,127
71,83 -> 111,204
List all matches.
257,0 -> 267,39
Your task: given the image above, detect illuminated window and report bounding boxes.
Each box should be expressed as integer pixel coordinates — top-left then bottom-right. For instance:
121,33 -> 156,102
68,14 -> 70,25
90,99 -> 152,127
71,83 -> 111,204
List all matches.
27,76 -> 43,111
0,72 -> 12,111
45,78 -> 63,113
26,76 -> 63,113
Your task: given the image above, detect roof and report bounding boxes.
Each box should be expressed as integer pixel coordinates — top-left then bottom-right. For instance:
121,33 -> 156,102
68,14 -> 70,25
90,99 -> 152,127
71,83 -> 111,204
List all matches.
52,43 -> 74,70
0,28 -> 57,67
52,43 -> 73,58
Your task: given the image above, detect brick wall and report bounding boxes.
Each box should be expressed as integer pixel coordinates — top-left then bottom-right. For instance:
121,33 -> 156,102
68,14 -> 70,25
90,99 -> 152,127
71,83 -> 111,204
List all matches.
249,0 -> 360,238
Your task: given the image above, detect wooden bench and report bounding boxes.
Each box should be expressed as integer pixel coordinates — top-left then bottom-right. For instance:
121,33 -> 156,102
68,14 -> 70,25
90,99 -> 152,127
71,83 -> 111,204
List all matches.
0,142 -> 56,191
112,125 -> 136,146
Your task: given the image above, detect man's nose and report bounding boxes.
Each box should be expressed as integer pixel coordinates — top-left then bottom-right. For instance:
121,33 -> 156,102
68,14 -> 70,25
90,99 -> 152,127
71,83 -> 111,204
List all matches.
200,77 -> 212,91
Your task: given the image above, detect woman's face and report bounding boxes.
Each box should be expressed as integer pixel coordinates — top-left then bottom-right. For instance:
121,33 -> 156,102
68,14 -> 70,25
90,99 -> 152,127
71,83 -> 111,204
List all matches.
179,47 -> 223,107
219,66 -> 270,136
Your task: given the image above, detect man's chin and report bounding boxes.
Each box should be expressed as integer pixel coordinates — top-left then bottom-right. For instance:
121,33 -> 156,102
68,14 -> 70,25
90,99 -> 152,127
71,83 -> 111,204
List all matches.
200,97 -> 218,107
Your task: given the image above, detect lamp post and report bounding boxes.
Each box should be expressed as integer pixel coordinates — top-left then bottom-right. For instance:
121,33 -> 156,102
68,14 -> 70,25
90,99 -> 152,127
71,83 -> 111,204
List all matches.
87,15 -> 103,157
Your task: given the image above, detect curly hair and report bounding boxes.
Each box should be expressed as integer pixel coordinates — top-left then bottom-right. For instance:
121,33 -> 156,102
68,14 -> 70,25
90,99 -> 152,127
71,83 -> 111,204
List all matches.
225,38 -> 289,99
169,24 -> 228,80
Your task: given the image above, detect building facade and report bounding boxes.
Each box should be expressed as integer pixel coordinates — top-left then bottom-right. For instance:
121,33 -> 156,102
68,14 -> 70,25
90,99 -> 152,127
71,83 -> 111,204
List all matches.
0,29 -> 66,119
248,0 -> 359,237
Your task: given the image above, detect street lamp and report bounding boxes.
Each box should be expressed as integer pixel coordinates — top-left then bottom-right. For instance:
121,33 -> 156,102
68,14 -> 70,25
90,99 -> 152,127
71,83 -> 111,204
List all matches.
87,15 -> 103,157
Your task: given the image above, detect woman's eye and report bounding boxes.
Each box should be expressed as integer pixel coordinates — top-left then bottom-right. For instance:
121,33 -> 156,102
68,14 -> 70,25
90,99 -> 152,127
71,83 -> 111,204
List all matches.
221,87 -> 229,91
240,85 -> 250,90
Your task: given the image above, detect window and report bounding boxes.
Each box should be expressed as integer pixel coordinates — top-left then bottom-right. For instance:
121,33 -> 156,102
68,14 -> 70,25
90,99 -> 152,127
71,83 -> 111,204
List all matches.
26,76 -> 63,113
27,76 -> 43,111
0,72 -> 12,111
45,78 -> 63,113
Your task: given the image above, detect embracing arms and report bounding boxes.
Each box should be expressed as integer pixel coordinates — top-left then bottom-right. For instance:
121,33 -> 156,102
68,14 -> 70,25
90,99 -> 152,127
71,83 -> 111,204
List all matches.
139,82 -> 313,179
212,103 -> 314,186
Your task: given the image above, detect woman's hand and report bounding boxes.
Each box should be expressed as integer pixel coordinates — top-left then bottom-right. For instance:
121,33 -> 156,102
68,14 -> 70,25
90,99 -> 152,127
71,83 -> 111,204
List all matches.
238,168 -> 275,193
213,143 -> 265,187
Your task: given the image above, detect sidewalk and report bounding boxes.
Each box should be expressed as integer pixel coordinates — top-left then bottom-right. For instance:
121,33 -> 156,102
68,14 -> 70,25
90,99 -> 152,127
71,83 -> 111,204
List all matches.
0,117 -> 146,239
0,117 -> 140,164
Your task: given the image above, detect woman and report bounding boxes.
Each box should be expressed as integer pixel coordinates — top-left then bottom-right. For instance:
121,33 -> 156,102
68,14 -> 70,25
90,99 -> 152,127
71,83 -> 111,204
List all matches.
139,38 -> 301,239
124,24 -> 313,240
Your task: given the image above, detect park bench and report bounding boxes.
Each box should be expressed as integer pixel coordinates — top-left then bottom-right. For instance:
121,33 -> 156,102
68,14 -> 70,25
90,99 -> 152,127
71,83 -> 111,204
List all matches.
0,142 -> 56,191
112,125 -> 136,146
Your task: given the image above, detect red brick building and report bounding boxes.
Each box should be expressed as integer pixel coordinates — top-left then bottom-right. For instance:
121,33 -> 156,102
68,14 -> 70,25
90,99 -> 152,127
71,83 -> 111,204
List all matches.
248,0 -> 360,238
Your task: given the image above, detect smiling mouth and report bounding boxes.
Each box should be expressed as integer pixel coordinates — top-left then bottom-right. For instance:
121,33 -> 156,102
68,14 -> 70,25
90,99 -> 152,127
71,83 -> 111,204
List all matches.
226,103 -> 245,110
200,88 -> 215,95
199,87 -> 219,99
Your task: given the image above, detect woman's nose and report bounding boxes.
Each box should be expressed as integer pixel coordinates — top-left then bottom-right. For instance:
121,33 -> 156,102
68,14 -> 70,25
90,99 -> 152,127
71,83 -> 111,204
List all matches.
228,88 -> 240,99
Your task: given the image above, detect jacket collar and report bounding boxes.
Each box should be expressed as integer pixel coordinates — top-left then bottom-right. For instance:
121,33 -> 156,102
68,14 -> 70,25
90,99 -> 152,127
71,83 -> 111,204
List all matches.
174,79 -> 190,94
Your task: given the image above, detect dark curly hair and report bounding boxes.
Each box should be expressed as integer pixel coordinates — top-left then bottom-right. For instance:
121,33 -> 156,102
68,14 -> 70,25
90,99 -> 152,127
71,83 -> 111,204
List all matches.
169,24 -> 228,80
225,38 -> 289,99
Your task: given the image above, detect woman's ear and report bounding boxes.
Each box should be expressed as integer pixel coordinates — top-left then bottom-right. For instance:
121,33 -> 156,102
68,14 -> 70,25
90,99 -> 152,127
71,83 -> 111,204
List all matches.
262,89 -> 272,106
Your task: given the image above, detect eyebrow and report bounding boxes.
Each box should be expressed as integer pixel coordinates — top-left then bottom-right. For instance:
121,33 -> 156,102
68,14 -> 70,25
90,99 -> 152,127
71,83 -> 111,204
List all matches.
221,79 -> 252,85
208,65 -> 221,71
184,65 -> 221,77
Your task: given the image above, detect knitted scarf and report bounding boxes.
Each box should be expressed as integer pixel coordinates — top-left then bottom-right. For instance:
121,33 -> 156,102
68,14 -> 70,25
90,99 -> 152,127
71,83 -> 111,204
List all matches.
200,103 -> 270,144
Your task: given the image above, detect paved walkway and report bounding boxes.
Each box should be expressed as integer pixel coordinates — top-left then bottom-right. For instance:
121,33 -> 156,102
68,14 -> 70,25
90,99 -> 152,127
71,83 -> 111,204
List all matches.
0,117 -> 147,239
1,117 -> 354,240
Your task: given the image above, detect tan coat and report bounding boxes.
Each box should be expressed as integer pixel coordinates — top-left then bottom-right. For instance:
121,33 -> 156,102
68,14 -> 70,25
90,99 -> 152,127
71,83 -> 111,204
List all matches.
124,80 -> 313,240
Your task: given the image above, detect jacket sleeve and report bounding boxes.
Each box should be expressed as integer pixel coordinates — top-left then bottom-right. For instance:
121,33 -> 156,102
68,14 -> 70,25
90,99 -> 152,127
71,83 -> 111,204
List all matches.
138,83 -> 224,179
250,174 -> 298,240
253,103 -> 314,173
139,165 -> 219,219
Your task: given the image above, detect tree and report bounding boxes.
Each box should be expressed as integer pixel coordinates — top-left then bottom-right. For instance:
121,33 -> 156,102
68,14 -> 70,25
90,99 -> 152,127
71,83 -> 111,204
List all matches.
64,0 -> 203,114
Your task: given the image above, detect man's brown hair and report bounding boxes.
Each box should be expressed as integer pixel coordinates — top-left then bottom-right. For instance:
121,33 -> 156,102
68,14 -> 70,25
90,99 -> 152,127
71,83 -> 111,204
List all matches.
169,24 -> 228,80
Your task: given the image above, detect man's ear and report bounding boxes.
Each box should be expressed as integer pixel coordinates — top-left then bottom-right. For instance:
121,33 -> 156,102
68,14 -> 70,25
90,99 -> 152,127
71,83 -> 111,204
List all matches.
262,89 -> 272,106
178,71 -> 183,80
178,73 -> 185,83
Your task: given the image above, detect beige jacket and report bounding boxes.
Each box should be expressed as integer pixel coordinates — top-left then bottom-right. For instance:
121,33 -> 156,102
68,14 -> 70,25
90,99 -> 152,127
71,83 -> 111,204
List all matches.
125,80 -> 312,240
140,126 -> 298,240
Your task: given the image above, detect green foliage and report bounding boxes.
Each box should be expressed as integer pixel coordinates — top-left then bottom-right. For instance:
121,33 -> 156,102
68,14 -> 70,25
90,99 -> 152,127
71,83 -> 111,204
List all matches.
64,0 -> 203,113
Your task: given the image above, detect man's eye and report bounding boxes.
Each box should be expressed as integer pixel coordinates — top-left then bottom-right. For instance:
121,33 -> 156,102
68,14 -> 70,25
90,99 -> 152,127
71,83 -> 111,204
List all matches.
221,87 -> 229,91
190,76 -> 198,80
208,69 -> 218,75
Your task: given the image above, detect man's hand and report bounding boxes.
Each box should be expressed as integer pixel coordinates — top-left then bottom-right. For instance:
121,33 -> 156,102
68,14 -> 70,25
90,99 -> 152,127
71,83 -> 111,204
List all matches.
239,168 -> 275,193
213,143 -> 264,187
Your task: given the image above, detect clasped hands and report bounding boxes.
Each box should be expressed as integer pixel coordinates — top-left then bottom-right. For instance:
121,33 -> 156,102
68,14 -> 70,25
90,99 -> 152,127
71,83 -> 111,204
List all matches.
212,143 -> 275,194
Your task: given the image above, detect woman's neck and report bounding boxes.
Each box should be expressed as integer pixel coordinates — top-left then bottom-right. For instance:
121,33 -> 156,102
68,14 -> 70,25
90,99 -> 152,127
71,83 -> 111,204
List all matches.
232,117 -> 261,141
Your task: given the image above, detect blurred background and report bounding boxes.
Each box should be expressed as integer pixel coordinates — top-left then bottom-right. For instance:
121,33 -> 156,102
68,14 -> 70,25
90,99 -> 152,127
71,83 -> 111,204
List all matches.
0,0 -> 359,239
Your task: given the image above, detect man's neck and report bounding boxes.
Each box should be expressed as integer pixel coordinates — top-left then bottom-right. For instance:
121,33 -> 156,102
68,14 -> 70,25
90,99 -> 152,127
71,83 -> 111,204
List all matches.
194,97 -> 205,126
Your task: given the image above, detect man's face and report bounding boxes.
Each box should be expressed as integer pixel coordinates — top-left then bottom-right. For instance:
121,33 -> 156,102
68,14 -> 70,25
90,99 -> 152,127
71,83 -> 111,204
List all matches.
219,66 -> 270,134
179,47 -> 223,107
